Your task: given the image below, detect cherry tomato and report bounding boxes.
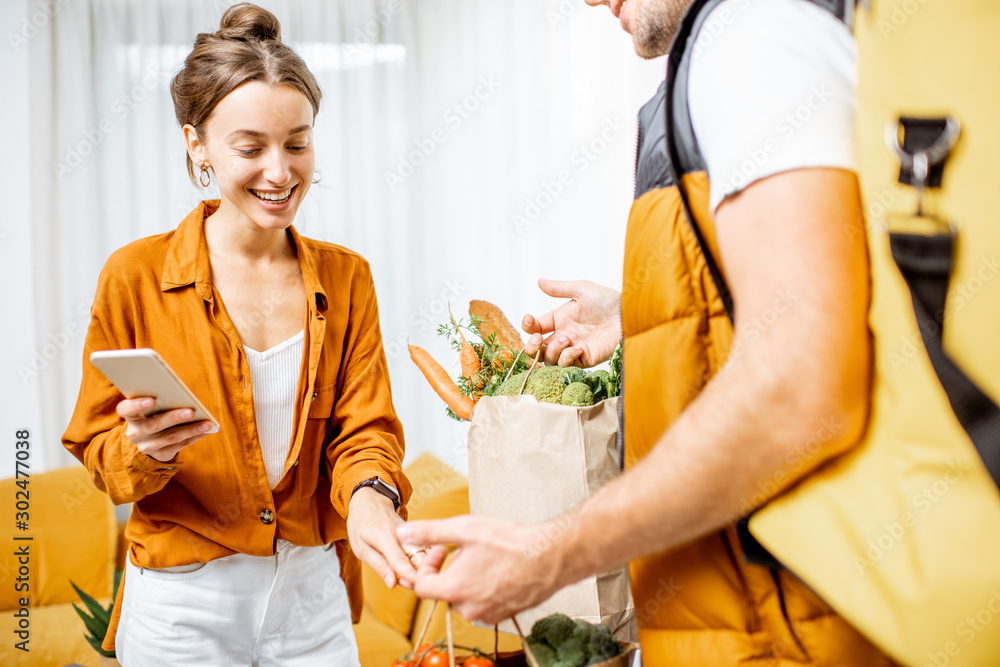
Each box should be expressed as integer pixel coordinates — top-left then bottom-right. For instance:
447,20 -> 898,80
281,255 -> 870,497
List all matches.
463,657 -> 496,667
390,661 -> 414,667
420,650 -> 450,667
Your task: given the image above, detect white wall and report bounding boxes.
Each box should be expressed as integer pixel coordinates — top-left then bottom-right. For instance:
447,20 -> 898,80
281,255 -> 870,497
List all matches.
1,0 -> 45,479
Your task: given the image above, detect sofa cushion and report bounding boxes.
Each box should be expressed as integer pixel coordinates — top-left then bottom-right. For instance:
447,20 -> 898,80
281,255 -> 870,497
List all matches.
0,597 -> 111,666
0,466 -> 116,610
353,603 -> 414,667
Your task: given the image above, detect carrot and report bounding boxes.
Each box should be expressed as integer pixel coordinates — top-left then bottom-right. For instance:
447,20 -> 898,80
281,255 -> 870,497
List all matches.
408,343 -> 475,420
469,300 -> 523,352
449,304 -> 482,383
491,347 -> 514,370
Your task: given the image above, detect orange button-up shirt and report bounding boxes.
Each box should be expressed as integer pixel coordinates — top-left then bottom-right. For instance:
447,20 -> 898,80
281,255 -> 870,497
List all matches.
63,200 -> 411,649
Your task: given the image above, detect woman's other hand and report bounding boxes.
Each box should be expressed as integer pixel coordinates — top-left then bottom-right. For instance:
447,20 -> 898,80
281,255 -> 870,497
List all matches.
521,279 -> 622,367
117,398 -> 214,463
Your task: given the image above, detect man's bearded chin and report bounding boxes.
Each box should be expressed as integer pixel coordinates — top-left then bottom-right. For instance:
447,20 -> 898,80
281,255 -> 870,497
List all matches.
632,0 -> 691,60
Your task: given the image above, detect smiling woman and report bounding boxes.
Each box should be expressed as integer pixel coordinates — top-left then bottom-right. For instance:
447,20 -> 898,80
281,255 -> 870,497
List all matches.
61,4 -> 415,666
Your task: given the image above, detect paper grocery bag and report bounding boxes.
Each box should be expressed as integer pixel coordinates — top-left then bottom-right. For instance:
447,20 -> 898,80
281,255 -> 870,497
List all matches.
467,394 -> 636,641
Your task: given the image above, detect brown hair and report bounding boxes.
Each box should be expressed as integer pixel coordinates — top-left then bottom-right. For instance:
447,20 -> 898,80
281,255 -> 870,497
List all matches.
170,3 -> 323,185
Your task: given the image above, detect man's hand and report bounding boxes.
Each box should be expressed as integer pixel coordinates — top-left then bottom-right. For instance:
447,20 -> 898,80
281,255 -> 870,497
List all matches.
399,516 -> 564,624
522,279 -> 622,367
399,168 -> 873,619
118,397 -> 213,463
348,487 -> 419,590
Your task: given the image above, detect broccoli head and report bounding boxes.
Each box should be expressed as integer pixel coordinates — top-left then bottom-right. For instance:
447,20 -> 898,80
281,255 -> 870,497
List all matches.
497,366 -> 568,404
584,624 -> 620,664
496,370 -> 529,396
528,614 -> 621,666
561,382 -> 594,406
525,366 -> 568,404
586,369 -> 614,401
571,618 -> 593,642
556,637 -> 588,667
526,640 -> 557,667
529,613 -> 577,648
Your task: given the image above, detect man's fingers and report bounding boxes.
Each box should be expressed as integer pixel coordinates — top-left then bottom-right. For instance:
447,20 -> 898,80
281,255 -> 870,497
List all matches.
522,314 -> 541,336
537,278 -> 583,300
381,534 -> 418,586
412,564 -> 461,604
557,346 -> 583,368
398,517 -> 475,548
415,544 -> 449,577
543,334 -> 572,366
524,332 -> 544,358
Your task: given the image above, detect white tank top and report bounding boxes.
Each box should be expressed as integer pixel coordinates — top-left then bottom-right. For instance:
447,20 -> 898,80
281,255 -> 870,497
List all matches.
245,330 -> 304,489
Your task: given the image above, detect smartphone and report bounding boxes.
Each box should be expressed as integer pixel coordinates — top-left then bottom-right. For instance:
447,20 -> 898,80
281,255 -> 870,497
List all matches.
89,348 -> 220,433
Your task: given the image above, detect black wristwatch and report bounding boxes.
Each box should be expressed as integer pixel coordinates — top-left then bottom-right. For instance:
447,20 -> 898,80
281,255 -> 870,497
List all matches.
352,476 -> 401,511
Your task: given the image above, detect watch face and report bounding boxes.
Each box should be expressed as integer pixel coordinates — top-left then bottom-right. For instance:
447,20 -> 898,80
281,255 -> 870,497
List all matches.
364,477 -> 400,509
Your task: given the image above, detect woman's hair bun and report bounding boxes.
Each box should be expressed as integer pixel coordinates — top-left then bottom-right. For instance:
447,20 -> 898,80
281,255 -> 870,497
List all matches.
217,3 -> 281,43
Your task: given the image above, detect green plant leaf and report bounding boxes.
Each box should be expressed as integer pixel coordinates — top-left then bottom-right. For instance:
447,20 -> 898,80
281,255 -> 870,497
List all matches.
72,602 -> 108,641
70,580 -> 111,625
84,632 -> 115,658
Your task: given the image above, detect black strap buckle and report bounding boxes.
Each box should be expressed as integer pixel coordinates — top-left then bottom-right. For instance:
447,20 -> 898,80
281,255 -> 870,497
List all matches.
884,116 -> 961,215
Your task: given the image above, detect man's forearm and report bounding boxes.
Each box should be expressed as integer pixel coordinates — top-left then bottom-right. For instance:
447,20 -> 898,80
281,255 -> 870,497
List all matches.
548,330 -> 867,589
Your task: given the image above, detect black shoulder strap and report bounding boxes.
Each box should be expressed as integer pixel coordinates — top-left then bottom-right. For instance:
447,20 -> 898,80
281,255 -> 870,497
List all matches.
889,232 -> 1000,490
664,0 -> 857,568
664,0 -> 734,321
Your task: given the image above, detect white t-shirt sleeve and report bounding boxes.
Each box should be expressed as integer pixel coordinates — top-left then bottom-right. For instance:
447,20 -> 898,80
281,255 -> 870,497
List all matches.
687,0 -> 857,213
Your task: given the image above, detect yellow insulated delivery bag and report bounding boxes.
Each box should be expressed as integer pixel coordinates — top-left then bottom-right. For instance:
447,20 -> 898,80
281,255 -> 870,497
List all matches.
748,1 -> 1000,665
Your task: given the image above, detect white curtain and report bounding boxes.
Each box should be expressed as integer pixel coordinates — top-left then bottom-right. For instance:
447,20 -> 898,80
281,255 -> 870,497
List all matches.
9,0 -> 665,477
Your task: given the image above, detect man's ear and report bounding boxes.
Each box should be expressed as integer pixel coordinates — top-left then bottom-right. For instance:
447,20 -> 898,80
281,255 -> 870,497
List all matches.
183,124 -> 206,166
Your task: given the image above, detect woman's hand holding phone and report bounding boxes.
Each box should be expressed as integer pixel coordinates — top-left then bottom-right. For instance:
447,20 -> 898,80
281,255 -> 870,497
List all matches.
117,397 -> 214,463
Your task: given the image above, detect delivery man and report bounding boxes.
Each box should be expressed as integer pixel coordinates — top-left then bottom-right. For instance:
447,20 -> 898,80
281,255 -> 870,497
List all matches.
400,1 -> 895,664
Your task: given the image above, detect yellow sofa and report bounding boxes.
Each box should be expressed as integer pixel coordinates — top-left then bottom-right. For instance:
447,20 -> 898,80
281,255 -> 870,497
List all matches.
0,454 -> 520,667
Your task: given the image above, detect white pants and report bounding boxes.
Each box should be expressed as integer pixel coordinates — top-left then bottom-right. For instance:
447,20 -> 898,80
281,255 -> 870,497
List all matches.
117,540 -> 360,667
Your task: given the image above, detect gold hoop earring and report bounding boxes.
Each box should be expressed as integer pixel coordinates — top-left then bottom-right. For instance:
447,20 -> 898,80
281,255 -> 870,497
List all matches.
199,163 -> 211,188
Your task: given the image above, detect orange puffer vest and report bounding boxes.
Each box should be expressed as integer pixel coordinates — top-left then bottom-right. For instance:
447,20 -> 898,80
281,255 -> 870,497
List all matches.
621,1 -> 892,664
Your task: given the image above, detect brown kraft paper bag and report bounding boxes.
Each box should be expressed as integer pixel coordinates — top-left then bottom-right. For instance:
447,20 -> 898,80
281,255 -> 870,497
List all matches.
467,394 -> 636,642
